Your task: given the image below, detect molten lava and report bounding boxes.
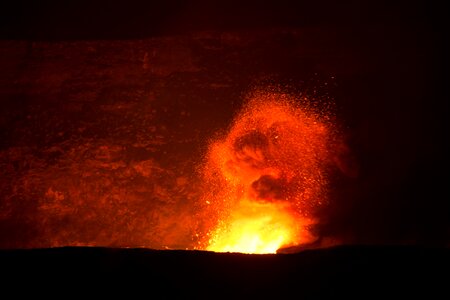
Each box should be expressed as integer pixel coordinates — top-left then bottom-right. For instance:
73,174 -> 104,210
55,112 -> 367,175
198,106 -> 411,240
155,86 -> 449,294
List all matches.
198,91 -> 338,254
207,200 -> 316,254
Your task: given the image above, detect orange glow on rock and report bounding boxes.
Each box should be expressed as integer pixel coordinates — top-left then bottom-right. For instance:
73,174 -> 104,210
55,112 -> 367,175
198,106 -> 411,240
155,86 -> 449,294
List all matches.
198,91 -> 338,253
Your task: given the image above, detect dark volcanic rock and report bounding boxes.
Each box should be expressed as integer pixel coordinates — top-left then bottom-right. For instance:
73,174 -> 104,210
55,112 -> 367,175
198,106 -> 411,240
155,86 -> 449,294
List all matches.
0,246 -> 448,298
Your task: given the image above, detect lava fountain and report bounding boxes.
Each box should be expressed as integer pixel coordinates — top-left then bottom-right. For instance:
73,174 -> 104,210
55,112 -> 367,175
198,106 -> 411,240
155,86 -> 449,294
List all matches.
197,91 -> 340,254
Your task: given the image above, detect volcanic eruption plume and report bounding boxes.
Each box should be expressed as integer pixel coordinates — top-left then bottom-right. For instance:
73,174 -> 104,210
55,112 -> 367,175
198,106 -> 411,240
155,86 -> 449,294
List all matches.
197,91 -> 342,254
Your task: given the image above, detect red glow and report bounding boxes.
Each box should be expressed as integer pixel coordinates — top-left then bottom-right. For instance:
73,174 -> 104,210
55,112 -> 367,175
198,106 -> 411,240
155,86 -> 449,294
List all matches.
197,91 -> 339,253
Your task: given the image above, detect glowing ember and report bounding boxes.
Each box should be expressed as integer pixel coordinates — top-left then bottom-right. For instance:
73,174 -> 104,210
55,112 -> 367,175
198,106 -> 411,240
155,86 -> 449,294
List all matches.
198,91 -> 338,254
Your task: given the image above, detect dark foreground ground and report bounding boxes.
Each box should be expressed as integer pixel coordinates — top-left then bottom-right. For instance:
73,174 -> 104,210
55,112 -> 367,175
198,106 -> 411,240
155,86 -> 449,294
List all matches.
1,245 -> 448,297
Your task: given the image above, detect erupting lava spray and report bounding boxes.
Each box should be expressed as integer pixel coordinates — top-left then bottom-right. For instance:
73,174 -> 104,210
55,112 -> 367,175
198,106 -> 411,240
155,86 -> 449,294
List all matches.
197,91 -> 340,254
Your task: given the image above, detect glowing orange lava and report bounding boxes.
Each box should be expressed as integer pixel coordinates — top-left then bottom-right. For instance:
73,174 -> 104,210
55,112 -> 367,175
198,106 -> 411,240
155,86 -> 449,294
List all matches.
198,91 -> 338,254
207,200 -> 316,254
